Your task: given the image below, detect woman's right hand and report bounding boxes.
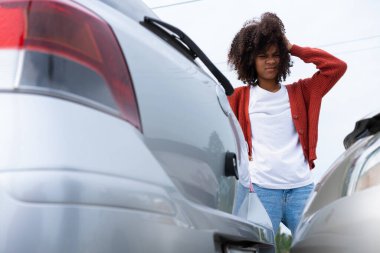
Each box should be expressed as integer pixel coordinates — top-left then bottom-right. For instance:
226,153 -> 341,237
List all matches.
283,35 -> 293,51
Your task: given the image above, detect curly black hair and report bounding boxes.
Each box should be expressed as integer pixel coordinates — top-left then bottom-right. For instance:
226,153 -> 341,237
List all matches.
227,12 -> 292,85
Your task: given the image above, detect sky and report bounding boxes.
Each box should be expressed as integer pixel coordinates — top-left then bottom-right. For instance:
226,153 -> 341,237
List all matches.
142,0 -> 380,182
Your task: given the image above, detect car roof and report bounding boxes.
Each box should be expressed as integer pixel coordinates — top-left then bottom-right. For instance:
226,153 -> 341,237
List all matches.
98,0 -> 158,22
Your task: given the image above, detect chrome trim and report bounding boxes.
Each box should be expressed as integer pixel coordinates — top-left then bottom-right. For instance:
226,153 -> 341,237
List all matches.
14,49 -> 25,88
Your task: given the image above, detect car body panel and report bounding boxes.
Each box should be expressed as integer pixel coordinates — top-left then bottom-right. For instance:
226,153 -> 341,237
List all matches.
291,185 -> 380,253
292,130 -> 380,253
0,93 -> 274,251
83,0 -> 237,210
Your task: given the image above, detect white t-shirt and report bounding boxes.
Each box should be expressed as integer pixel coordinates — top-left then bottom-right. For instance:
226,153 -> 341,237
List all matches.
249,84 -> 312,189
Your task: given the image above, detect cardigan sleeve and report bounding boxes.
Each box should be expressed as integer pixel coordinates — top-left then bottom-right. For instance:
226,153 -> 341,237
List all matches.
228,90 -> 239,116
228,86 -> 253,158
290,45 -> 347,98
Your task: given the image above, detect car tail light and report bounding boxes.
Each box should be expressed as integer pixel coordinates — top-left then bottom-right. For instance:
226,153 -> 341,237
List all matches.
0,0 -> 141,130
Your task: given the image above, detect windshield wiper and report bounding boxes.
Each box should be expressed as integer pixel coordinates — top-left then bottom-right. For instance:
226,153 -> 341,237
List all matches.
142,16 -> 234,96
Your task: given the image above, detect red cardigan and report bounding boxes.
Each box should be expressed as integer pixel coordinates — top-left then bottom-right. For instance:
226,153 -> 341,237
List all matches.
228,45 -> 347,169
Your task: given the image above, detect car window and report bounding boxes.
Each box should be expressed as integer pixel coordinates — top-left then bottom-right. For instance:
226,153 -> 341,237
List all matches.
142,17 -> 234,95
355,146 -> 380,192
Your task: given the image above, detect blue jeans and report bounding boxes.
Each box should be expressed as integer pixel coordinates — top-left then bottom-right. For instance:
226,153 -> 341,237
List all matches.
253,183 -> 314,235
232,182 -> 250,215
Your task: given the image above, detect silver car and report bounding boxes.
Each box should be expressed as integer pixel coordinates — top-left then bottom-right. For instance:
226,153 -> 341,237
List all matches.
0,0 -> 274,252
291,112 -> 380,253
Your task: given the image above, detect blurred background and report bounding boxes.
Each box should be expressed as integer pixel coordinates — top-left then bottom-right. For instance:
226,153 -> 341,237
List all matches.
143,0 -> 380,183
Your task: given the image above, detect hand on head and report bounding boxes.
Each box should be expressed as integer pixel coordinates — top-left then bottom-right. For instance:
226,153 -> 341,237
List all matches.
283,35 -> 293,51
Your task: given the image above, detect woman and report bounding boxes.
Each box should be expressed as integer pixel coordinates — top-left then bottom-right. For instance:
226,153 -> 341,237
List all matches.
228,12 -> 347,235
